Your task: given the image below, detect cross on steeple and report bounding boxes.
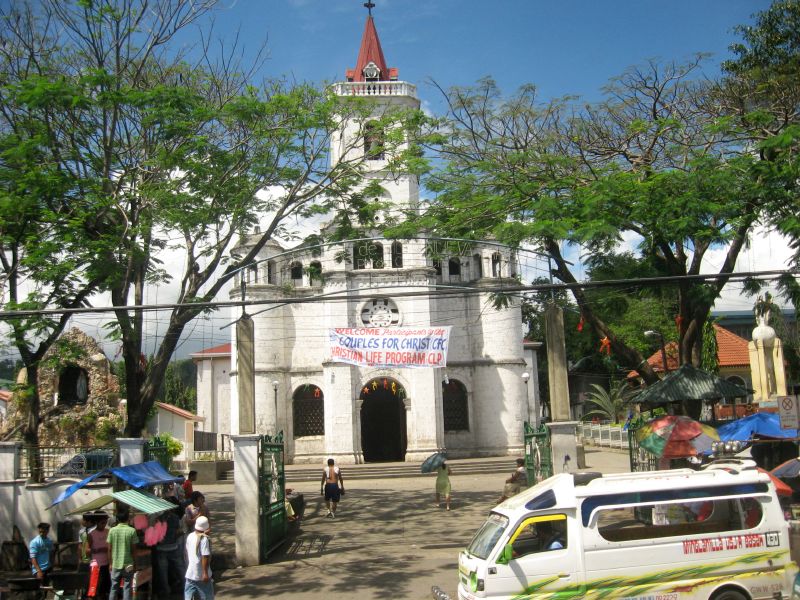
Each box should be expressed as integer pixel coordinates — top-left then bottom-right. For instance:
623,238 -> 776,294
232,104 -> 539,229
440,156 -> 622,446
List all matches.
364,1 -> 375,16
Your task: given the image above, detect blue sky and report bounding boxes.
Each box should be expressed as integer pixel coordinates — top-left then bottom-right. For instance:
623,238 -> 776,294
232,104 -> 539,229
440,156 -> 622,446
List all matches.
203,0 -> 773,108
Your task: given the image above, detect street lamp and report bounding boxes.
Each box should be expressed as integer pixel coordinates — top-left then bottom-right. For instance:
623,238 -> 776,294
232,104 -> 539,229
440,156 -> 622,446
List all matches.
644,330 -> 669,373
271,380 -> 279,433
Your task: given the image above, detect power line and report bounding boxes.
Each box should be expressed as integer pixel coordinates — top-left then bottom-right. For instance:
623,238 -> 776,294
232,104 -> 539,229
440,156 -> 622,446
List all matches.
0,268 -> 795,320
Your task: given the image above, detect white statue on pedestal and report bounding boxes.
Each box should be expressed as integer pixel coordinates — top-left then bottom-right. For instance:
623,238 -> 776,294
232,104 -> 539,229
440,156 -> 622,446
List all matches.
748,293 -> 787,404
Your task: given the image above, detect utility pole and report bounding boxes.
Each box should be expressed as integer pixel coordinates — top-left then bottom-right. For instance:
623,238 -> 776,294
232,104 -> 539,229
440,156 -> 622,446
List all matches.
544,303 -> 579,471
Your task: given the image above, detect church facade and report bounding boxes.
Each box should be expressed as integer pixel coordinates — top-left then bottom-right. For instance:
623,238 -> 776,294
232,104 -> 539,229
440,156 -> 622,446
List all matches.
194,10 -> 539,464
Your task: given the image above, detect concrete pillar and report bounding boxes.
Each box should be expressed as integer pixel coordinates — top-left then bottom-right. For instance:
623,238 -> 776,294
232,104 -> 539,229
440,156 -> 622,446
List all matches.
237,315 -> 256,434
116,439 -> 145,466
544,306 -> 578,470
548,421 -> 579,474
0,441 -> 22,480
233,435 -> 260,566
544,305 -> 571,421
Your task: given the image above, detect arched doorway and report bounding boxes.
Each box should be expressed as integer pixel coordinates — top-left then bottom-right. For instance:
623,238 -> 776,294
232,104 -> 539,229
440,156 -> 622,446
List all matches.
58,365 -> 89,406
360,377 -> 407,462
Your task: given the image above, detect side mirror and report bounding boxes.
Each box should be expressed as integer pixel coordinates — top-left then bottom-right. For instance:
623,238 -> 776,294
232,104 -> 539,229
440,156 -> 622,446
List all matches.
496,544 -> 514,565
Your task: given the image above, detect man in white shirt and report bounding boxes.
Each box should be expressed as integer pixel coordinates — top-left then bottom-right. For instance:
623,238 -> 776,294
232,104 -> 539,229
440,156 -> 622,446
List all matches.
184,515 -> 213,600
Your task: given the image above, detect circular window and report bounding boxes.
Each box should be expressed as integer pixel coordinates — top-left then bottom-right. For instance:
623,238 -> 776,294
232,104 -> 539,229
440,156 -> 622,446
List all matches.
360,298 -> 401,327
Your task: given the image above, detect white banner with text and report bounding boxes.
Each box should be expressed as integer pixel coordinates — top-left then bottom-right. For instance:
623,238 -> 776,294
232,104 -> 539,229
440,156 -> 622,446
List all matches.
329,327 -> 452,368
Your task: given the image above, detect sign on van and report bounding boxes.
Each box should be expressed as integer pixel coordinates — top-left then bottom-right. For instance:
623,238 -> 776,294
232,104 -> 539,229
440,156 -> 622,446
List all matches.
778,395 -> 800,430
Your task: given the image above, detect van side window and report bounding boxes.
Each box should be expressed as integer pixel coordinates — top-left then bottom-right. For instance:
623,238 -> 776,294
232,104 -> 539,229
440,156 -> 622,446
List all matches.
595,497 -> 763,542
510,516 -> 567,559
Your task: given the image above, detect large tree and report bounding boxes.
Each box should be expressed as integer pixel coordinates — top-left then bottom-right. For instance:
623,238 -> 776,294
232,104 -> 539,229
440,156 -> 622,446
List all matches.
719,0 -> 800,306
398,11 -> 797,383
0,0 -> 220,450
1,0 -> 419,440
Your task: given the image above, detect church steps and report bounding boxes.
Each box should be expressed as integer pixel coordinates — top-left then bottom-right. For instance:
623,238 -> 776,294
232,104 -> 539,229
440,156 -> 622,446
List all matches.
219,456 -> 518,483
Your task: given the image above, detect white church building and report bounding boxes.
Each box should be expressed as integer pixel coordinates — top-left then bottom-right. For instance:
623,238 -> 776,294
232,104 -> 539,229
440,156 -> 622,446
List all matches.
193,9 -> 540,464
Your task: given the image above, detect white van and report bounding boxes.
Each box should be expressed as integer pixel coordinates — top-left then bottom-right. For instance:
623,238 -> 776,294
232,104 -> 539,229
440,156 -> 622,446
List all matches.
458,460 -> 797,600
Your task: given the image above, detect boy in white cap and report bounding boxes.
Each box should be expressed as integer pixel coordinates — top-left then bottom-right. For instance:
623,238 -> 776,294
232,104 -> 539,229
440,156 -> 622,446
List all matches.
184,515 -> 213,600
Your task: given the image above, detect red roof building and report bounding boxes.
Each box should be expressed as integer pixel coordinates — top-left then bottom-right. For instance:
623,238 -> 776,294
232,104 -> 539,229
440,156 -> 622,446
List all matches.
632,324 -> 750,375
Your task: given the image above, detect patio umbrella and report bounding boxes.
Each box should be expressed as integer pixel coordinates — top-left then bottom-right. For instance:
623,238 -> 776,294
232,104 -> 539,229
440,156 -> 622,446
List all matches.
771,458 -> 800,479
757,467 -> 793,497
421,451 -> 447,474
636,415 -> 720,458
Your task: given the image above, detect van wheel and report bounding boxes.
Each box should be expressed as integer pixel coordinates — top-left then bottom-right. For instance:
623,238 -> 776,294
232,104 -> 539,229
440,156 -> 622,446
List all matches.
711,587 -> 749,600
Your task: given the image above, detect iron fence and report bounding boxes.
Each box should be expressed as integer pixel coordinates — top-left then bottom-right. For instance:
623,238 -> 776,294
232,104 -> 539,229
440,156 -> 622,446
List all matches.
578,422 -> 631,450
188,449 -> 234,462
18,445 -> 117,481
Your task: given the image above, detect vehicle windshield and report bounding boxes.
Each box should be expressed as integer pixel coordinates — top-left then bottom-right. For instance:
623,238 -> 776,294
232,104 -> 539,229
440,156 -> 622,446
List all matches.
466,513 -> 509,560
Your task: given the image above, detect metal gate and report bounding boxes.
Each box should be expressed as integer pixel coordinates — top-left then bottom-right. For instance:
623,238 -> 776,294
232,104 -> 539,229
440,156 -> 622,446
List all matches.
627,417 -> 658,472
258,432 -> 287,562
523,421 -> 553,485
145,438 -> 171,471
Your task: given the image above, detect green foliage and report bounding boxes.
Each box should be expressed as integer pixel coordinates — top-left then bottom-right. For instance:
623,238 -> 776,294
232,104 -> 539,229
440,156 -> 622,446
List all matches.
582,381 -> 634,423
158,360 -> 197,413
0,0 -> 425,440
150,433 -> 183,458
700,319 -> 720,374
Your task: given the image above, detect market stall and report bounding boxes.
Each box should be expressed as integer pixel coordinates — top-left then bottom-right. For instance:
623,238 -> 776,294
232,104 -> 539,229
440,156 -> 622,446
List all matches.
47,462 -> 183,600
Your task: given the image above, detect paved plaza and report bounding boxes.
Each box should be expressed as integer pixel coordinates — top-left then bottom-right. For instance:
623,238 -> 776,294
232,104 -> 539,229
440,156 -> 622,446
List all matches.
203,448 -> 629,599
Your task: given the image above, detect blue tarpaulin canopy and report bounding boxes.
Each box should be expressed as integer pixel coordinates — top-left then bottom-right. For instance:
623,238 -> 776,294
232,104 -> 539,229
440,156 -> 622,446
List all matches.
49,460 -> 182,508
716,412 -> 797,441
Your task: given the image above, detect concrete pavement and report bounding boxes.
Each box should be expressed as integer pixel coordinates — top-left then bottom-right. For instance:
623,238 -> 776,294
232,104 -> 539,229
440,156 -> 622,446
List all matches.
201,448 -> 630,599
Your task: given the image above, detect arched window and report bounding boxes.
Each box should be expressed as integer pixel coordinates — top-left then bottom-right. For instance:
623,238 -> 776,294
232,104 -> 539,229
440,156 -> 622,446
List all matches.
248,264 -> 258,284
59,365 -> 89,406
491,252 -> 502,277
293,385 -> 325,437
391,242 -> 403,268
267,260 -> 276,284
290,261 -> 303,284
309,261 -> 322,285
472,253 -> 482,279
443,379 -> 469,431
364,121 -> 385,160
448,258 -> 461,282
372,243 -> 384,269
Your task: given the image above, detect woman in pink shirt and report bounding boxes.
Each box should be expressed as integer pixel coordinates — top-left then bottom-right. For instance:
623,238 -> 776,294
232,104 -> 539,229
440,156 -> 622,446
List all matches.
87,513 -> 111,598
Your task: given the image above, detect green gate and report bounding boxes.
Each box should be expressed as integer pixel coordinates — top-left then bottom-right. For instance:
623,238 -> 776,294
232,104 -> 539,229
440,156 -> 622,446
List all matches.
524,421 -> 553,485
145,438 -> 171,471
258,432 -> 287,562
627,417 -> 658,472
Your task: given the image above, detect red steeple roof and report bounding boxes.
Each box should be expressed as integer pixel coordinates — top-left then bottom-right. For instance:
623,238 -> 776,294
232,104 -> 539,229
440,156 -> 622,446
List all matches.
346,15 -> 398,82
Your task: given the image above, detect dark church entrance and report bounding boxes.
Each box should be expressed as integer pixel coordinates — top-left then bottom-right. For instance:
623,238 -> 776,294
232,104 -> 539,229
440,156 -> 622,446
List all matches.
360,378 -> 407,462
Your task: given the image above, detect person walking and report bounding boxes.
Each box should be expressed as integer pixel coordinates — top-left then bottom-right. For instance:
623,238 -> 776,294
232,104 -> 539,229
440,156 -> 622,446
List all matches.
29,522 -> 54,586
107,509 -> 138,600
435,461 -> 453,510
320,458 -> 345,518
497,458 -> 529,504
184,515 -> 213,600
